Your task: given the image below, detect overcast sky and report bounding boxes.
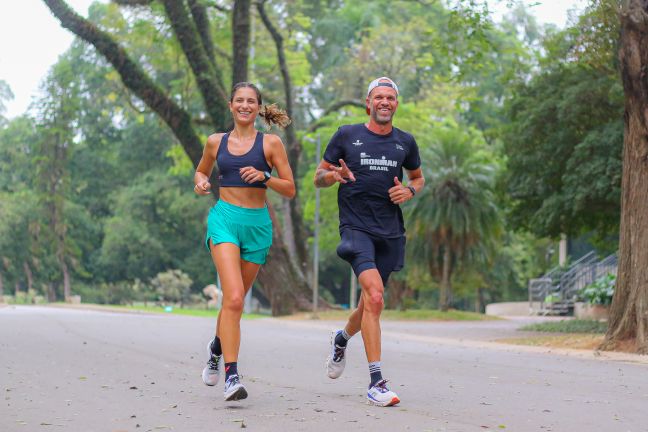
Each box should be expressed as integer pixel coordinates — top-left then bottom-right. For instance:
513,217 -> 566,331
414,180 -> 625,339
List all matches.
0,0 -> 587,120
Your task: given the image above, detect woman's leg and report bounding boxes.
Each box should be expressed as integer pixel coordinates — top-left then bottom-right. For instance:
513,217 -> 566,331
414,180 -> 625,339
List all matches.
210,242 -> 245,363
213,260 -> 259,335
241,259 -> 261,295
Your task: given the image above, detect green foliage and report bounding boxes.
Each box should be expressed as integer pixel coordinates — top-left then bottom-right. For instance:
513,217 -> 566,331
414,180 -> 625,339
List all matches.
520,319 -> 608,334
407,119 -> 503,269
7,290 -> 46,305
578,273 -> 616,306
150,269 -> 193,304
503,5 -> 623,242
543,293 -> 561,304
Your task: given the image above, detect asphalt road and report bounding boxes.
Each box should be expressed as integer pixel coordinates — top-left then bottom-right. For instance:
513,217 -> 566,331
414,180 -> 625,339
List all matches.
1,306 -> 647,432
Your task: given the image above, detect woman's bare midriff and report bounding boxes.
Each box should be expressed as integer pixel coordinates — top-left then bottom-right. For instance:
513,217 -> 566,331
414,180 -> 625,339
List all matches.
219,187 -> 267,208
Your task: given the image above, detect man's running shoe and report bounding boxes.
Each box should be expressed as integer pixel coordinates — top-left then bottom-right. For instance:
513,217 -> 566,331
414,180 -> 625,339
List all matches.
326,330 -> 347,379
367,379 -> 400,407
201,340 -> 221,386
223,375 -> 248,401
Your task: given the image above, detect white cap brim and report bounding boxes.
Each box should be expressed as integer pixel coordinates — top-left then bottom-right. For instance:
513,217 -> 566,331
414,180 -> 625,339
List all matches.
367,77 -> 399,97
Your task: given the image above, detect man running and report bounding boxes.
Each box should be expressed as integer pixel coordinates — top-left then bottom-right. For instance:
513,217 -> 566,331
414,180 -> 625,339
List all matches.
314,77 -> 424,406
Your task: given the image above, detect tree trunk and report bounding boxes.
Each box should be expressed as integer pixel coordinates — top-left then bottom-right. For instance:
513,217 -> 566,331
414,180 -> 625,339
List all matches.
60,255 -> 71,302
47,282 -> 57,302
0,271 -> 4,300
386,279 -> 408,310
232,0 -> 250,84
600,1 -> 648,354
476,287 -> 485,314
14,280 -> 20,297
257,203 -> 317,315
23,261 -> 33,293
440,245 -> 452,312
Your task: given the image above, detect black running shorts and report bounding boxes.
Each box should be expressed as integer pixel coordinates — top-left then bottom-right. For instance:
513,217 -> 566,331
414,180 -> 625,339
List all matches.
336,229 -> 406,285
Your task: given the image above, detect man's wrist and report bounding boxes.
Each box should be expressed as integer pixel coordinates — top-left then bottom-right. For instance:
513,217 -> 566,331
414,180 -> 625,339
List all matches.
407,185 -> 416,197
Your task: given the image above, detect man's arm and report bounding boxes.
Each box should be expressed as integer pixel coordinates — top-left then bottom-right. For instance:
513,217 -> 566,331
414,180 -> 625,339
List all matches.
405,167 -> 425,195
388,167 -> 425,204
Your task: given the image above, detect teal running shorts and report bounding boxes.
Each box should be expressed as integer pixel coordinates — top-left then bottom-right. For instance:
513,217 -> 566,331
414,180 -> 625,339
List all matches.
205,200 -> 273,264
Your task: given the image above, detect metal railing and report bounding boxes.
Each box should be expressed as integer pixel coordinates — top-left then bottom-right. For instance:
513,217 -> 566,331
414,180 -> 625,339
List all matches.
528,251 -> 617,315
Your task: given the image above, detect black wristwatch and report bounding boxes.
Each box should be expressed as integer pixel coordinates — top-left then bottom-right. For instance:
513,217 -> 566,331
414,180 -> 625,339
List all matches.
407,185 -> 416,196
262,171 -> 271,184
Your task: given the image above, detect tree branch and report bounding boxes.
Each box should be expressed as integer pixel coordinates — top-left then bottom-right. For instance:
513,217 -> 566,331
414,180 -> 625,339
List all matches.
307,100 -> 365,133
42,0 -> 204,166
213,44 -> 232,64
204,0 -> 229,13
160,0 -> 228,129
111,0 -> 153,5
256,0 -> 297,161
187,0 -> 216,68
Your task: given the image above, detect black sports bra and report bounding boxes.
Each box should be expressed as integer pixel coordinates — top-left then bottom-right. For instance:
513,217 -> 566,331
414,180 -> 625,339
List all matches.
216,132 -> 272,189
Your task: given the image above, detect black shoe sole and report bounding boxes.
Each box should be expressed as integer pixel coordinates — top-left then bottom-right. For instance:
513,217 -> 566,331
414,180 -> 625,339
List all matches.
225,386 -> 248,401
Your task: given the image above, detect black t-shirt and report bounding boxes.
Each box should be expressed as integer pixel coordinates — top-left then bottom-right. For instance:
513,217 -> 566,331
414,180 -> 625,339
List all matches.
323,123 -> 421,238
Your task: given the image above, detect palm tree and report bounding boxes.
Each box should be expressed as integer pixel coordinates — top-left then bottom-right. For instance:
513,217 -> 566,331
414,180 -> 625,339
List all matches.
407,122 -> 502,311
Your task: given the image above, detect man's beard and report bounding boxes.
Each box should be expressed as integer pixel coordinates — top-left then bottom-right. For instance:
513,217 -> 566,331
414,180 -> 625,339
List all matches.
371,108 -> 393,125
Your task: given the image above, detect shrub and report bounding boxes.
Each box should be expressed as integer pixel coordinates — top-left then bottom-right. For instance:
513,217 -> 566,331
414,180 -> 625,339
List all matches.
150,269 -> 193,304
579,273 -> 616,306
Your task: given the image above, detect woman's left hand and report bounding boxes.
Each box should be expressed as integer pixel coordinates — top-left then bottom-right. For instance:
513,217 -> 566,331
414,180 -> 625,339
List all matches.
240,166 -> 264,183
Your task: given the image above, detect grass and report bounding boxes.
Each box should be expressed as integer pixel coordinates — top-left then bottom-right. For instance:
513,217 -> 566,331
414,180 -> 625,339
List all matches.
520,319 -> 608,334
287,308 -> 499,321
56,303 -> 267,319
119,304 -> 267,319
500,334 -> 605,350
505,318 -> 607,351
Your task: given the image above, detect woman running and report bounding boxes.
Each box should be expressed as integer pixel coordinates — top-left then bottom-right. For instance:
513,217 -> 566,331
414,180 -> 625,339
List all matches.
194,82 -> 295,401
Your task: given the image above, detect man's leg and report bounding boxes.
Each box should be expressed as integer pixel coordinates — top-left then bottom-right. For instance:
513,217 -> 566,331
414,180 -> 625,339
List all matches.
343,296 -> 364,337
359,268 -> 400,406
357,269 -> 384,363
327,230 -> 375,378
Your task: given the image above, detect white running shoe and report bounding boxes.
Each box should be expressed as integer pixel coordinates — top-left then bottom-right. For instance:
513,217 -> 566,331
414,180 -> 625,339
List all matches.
223,375 -> 248,401
326,330 -> 347,379
367,380 -> 400,407
201,340 -> 221,386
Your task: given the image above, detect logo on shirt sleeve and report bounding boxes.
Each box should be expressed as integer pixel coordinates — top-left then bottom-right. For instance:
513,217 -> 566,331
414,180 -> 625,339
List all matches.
352,139 -> 363,146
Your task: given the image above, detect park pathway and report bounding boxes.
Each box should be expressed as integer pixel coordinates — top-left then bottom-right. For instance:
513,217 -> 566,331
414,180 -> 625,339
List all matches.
1,306 -> 646,432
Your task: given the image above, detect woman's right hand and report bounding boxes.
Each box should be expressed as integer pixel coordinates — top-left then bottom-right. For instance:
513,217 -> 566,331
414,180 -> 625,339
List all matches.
194,181 -> 212,195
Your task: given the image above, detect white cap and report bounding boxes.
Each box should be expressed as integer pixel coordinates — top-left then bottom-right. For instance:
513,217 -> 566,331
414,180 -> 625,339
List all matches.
366,77 -> 399,98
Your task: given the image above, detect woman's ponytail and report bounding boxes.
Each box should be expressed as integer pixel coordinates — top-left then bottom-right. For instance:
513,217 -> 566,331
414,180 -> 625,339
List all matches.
259,103 -> 292,130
